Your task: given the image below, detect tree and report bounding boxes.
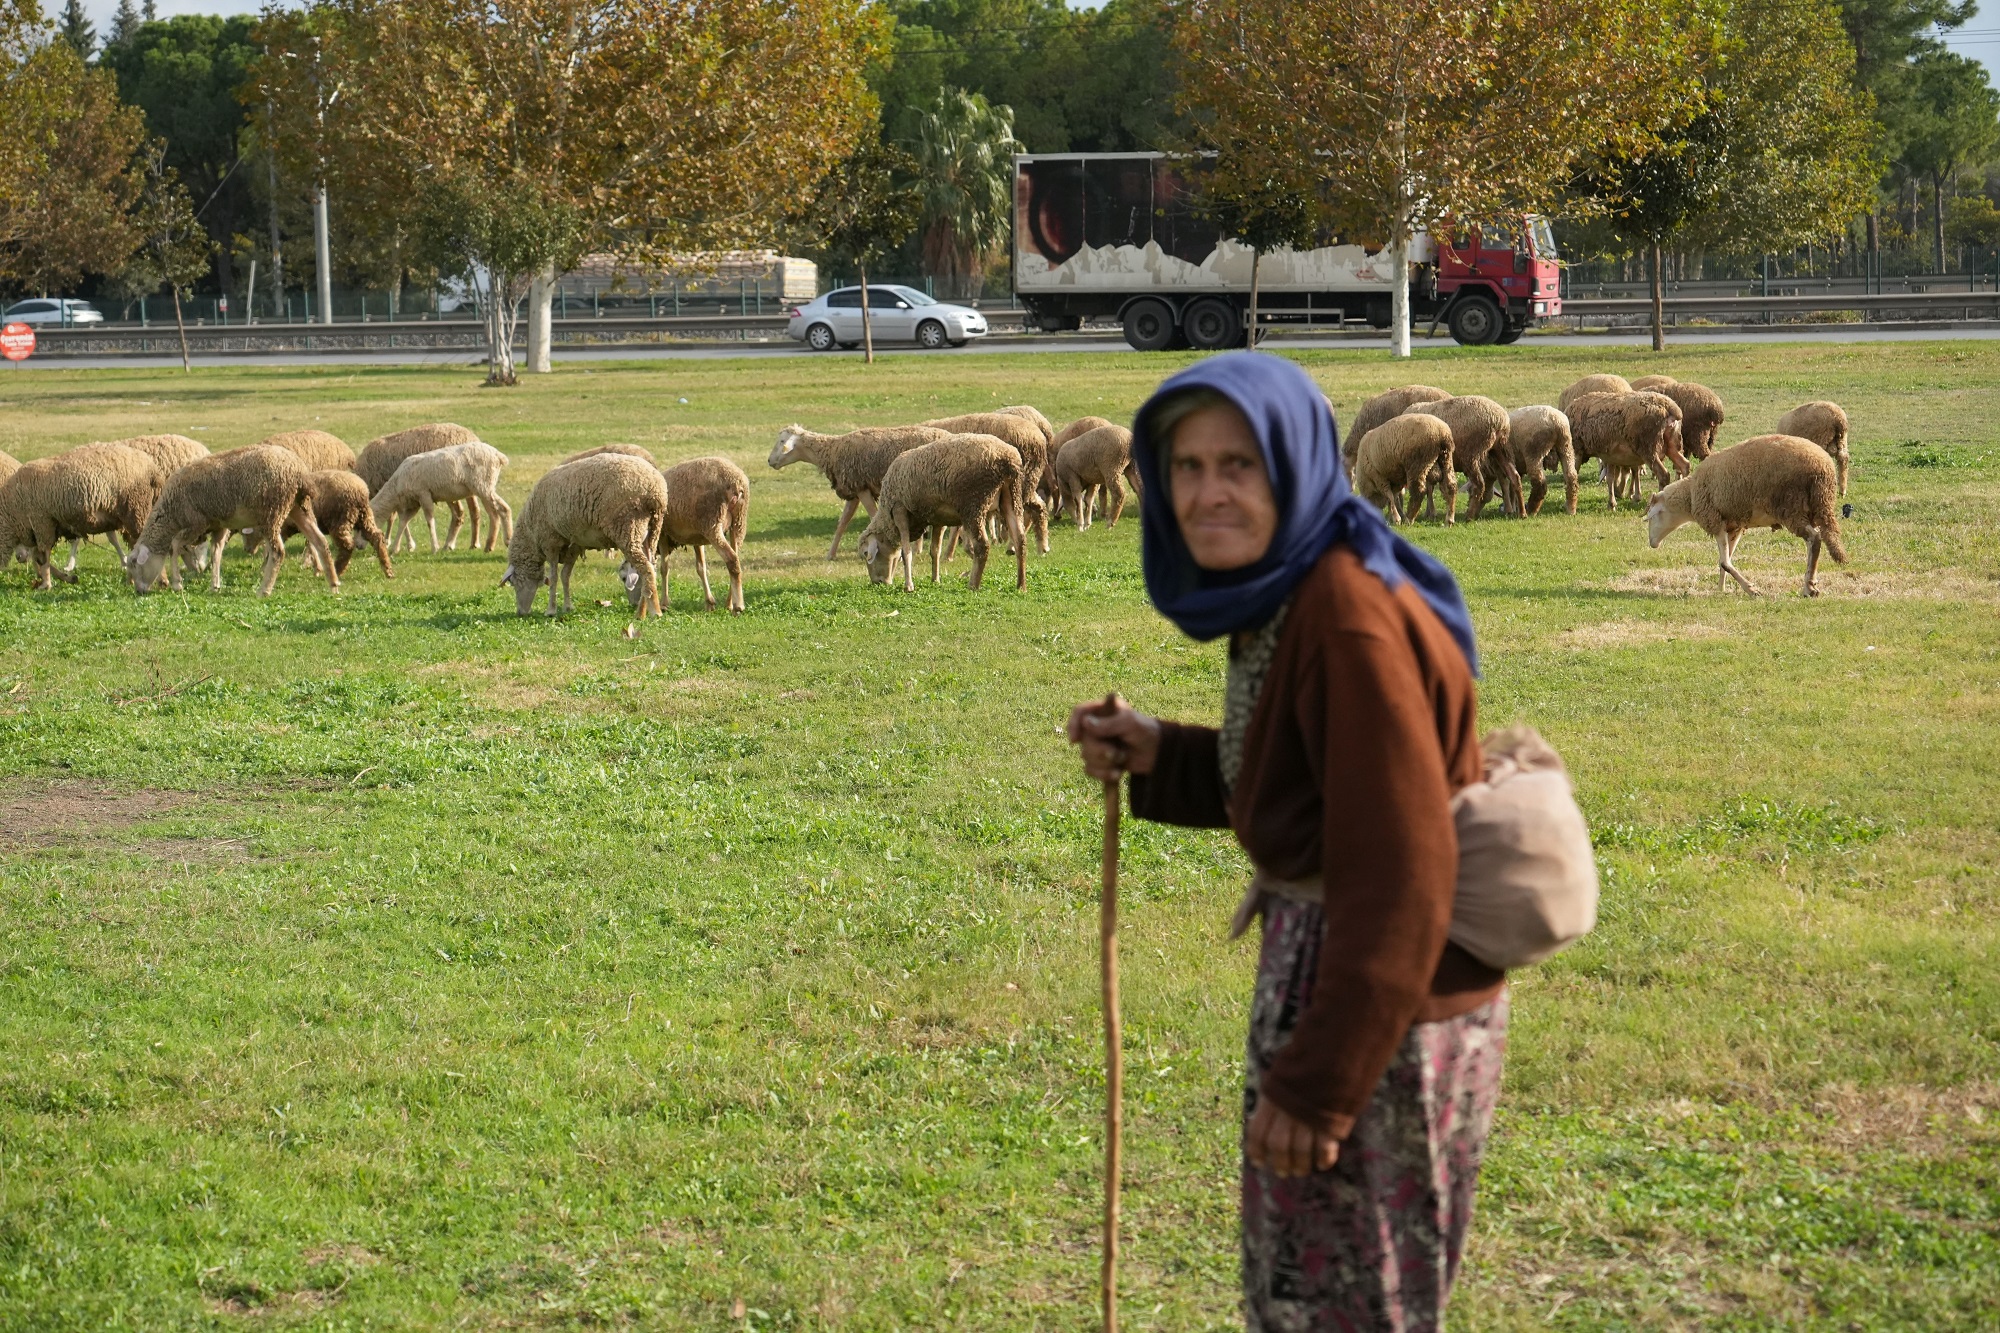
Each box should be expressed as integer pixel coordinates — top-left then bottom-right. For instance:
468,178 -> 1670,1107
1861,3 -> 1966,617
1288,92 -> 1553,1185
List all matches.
1195,170 -> 1317,345
99,15 -> 259,297
109,145 -> 209,370
1584,0 -> 1879,348
1174,0 -> 1699,357
0,39 -> 148,296
1896,50 -> 2000,272
255,0 -> 882,380
907,89 -> 1022,297
792,139 -> 922,362
107,0 -> 138,46
55,0 -> 90,57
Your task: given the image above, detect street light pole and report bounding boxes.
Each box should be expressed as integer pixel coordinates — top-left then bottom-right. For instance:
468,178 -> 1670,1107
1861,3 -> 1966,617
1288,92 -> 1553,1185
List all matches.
315,186 -> 332,325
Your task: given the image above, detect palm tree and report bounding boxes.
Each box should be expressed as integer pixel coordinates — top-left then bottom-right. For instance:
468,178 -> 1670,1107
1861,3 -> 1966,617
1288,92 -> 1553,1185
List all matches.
907,89 -> 1023,299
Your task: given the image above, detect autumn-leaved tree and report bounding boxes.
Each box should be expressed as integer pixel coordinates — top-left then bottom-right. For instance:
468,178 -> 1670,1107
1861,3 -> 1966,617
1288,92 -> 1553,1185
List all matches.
1195,170 -> 1317,345
1173,0 -> 1700,356
255,0 -> 882,383
792,139 -> 922,362
0,36 -> 149,297
109,144 -> 212,370
1583,0 -> 1878,349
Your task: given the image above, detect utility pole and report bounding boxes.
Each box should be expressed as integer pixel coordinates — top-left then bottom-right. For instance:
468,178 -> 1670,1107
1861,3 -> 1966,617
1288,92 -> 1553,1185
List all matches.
266,88 -> 284,320
312,36 -> 335,326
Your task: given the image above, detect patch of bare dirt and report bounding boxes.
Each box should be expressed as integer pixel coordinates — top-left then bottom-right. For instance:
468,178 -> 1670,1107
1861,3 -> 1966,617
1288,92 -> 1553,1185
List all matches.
0,779 -> 193,840
1610,563 -> 1999,600
1556,620 -> 1729,650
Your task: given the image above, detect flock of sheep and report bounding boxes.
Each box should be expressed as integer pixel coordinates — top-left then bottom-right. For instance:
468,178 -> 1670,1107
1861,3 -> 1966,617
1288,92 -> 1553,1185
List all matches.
0,370 -> 1851,611
1344,374 -> 1853,596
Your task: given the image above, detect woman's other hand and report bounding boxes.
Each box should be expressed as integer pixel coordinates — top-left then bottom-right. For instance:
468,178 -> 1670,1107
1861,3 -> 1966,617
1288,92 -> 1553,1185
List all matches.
1065,694 -> 1162,780
1247,1098 -> 1341,1177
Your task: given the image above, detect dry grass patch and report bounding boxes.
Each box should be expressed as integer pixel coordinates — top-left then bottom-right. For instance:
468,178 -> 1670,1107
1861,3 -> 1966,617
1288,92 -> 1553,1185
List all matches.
1555,620 -> 1730,650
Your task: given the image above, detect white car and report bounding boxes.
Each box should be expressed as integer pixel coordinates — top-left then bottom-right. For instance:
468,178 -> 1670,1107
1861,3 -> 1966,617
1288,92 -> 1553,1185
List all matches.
786,285 -> 987,351
2,298 -> 105,327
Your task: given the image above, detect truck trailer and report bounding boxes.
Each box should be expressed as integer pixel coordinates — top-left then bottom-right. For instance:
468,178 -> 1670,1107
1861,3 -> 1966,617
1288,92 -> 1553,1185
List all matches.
1012,152 -> 1563,350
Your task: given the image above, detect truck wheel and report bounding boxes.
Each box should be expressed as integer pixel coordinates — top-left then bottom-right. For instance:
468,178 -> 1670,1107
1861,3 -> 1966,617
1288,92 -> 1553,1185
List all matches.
1122,299 -> 1177,351
1036,315 -> 1082,333
1494,324 -> 1525,345
1182,298 -> 1240,350
1447,296 -> 1503,346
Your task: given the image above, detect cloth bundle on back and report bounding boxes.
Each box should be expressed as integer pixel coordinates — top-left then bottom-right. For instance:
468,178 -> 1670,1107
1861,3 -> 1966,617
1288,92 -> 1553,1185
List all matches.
1087,351 -> 1593,1332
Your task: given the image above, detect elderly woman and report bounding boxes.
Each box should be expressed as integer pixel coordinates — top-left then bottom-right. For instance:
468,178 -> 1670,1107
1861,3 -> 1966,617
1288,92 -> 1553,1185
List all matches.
1067,354 -> 1506,1332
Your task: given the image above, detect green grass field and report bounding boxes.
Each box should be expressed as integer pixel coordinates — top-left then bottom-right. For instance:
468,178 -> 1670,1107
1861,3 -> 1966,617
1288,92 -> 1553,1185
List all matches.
0,342 -> 1996,1331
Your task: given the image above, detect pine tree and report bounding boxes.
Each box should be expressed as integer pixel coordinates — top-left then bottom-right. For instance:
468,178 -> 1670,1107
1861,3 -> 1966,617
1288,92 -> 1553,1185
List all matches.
108,0 -> 140,46
142,0 -> 157,20
57,0 -> 95,57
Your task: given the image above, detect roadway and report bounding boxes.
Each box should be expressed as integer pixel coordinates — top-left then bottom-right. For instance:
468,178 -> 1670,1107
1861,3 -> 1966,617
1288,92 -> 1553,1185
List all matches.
10,322 -> 2000,370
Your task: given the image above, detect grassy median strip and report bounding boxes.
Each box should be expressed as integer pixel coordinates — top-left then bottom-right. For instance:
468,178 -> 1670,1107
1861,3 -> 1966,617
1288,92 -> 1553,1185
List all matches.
1,342 -> 1996,1329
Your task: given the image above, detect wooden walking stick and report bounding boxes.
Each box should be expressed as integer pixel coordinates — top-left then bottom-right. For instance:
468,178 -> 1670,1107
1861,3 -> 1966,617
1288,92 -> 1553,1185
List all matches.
1099,693 -> 1124,1333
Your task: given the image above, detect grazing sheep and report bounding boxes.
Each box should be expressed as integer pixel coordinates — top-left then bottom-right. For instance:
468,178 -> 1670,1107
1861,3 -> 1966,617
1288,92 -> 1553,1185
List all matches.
0,444 -> 162,589
920,412 -> 1052,551
502,454 -> 667,618
0,449 -> 19,486
127,445 -> 334,596
564,442 -> 655,465
1407,395 -> 1519,520
1351,415 -> 1455,525
256,428 -> 357,472
619,456 -> 749,614
1052,415 -> 1119,450
1629,374 -> 1676,391
356,423 -> 483,551
996,404 -> 1056,445
1346,385 -> 1450,470
1646,434 -> 1846,596
369,441 -> 513,553
1569,391 -> 1685,510
110,434 -> 209,477
858,434 -> 1026,592
1557,374 -> 1632,413
768,424 -> 950,557
1053,424 -> 1139,530
1774,401 -> 1850,497
1643,381 -> 1726,462
250,469 -> 393,580
1506,406 -> 1578,516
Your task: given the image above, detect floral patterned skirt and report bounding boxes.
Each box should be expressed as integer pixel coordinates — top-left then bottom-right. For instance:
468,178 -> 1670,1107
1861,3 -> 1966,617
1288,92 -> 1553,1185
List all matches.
1242,896 -> 1509,1333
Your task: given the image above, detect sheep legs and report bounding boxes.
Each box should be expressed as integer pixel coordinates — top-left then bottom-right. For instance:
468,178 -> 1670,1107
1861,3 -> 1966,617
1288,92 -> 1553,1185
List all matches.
1716,528 -> 1760,596
828,493 -> 873,558
479,488 -> 513,550
1803,534 -> 1824,597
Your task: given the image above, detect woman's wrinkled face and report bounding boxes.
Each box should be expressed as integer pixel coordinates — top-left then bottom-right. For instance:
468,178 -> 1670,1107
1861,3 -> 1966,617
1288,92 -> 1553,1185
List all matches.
1169,403 -> 1278,571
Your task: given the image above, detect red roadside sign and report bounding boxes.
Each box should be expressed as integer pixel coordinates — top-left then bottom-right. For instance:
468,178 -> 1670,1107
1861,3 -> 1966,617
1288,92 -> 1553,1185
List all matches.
0,323 -> 33,361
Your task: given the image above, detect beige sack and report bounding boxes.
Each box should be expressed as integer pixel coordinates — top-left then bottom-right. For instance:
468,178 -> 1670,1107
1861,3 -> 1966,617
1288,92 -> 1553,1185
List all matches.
1447,724 -> 1599,969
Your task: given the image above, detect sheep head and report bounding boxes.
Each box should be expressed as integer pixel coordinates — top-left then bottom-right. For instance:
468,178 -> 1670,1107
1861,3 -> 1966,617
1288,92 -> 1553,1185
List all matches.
857,531 -> 893,584
768,426 -> 806,470
500,559 -> 547,616
618,559 -> 647,610
126,541 -> 169,594
1645,483 -> 1693,548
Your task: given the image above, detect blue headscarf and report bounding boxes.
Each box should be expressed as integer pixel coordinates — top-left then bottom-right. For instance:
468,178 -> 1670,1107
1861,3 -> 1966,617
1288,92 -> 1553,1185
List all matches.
1131,352 -> 1479,673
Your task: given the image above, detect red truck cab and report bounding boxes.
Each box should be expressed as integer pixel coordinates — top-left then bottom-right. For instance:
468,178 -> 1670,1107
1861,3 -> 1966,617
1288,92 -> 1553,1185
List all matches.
1430,215 -> 1562,344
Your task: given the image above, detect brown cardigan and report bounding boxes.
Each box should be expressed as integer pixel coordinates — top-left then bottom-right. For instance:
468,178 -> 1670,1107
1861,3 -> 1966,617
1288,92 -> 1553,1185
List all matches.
1130,546 -> 1503,1140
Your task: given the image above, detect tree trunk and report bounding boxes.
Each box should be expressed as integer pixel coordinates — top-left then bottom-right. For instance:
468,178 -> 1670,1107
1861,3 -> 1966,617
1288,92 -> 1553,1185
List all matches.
1388,219 -> 1412,360
860,258 -> 875,365
527,262 -> 553,374
486,274 -> 519,386
172,285 -> 190,373
1247,248 -> 1261,348
1866,211 -> 1879,296
1650,241 -> 1665,352
1933,170 -> 1947,275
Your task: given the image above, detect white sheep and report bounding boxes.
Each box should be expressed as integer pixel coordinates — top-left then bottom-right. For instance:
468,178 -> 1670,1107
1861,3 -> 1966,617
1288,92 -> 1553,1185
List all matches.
619,456 -> 749,614
356,423 -> 484,552
1774,401 -> 1850,497
858,433 -> 1026,592
996,404 -> 1056,444
256,429 -> 357,472
564,442 -> 656,465
1351,415 -> 1455,525
250,469 -> 394,580
1346,385 -> 1450,471
111,434 -> 210,477
369,441 -> 513,553
1506,406 -> 1577,516
920,412 -> 1053,552
127,445 -> 335,596
1557,374 -> 1632,413
502,454 -> 667,618
0,444 -> 162,589
1053,424 -> 1139,530
1407,394 -> 1518,520
1569,391 -> 1686,510
1646,434 -> 1847,596
768,424 -> 950,556
1052,415 -> 1119,450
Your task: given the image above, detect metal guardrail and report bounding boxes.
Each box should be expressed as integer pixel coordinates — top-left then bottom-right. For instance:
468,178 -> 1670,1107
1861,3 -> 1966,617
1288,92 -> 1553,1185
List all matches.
1561,290 -> 2000,318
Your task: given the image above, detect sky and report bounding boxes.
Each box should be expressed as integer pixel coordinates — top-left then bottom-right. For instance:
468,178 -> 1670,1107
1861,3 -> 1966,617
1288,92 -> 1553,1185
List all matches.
73,0 -> 2000,88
